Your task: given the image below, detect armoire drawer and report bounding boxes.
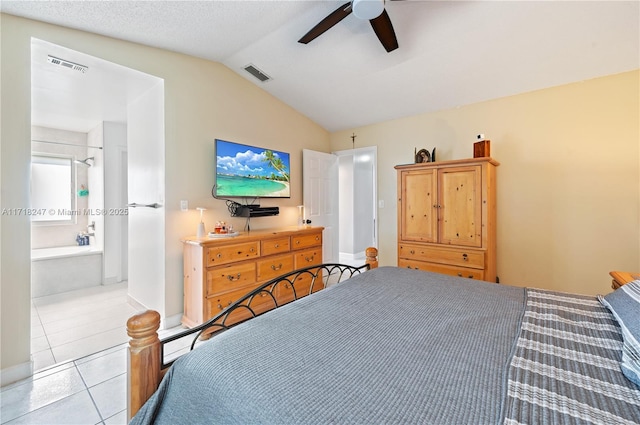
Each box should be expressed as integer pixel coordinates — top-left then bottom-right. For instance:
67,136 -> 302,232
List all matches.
398,243 -> 485,269
207,242 -> 259,266
399,258 -> 485,280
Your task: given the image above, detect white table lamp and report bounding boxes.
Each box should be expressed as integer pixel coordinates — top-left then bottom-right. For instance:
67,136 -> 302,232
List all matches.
196,207 -> 206,237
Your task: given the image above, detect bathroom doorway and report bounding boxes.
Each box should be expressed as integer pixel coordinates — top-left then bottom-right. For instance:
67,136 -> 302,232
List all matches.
30,39 -> 164,370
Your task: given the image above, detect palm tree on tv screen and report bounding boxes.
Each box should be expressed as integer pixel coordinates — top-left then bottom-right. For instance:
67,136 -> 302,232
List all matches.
263,150 -> 289,182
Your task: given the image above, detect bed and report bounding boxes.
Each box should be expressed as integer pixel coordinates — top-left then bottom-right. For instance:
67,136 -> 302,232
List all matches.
126,254 -> 640,424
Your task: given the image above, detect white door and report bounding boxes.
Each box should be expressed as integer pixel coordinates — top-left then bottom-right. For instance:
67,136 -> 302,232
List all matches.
127,81 -> 165,316
303,149 -> 339,263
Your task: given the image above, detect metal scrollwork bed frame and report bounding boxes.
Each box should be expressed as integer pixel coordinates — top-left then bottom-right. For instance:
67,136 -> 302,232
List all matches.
163,262 -> 371,367
127,247 -> 378,420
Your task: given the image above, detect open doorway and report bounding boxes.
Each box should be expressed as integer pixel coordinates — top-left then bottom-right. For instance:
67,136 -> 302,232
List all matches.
302,147 -> 377,266
29,39 -> 164,371
335,147 -> 377,266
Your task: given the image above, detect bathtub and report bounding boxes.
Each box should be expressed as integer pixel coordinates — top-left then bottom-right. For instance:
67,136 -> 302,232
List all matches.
31,245 -> 103,298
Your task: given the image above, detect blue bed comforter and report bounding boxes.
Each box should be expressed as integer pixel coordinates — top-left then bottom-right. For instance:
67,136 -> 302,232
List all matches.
130,267 -> 640,424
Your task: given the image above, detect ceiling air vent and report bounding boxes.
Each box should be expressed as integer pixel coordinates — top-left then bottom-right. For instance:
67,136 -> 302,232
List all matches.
243,64 -> 271,83
47,55 -> 88,74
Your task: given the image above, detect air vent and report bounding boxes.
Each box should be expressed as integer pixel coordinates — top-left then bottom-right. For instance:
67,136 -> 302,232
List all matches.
243,64 -> 271,83
47,55 -> 88,74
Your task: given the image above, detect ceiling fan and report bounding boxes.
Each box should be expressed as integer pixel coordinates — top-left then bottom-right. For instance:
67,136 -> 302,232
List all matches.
298,0 -> 399,53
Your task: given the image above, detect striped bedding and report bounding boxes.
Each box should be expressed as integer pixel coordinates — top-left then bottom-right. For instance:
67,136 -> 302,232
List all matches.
131,268 -> 640,424
503,288 -> 640,424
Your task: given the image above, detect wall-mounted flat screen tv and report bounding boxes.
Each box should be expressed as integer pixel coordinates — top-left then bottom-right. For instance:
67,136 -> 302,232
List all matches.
214,139 -> 291,198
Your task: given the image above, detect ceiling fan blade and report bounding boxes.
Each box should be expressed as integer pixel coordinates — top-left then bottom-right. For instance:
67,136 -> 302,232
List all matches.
369,9 -> 398,52
298,2 -> 353,44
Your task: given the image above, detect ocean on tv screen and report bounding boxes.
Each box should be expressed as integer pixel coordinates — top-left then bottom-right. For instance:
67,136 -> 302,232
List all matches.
216,175 -> 289,197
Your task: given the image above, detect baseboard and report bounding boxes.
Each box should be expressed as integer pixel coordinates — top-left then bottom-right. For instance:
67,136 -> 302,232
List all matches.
127,294 -> 147,312
126,295 -> 183,331
1,359 -> 33,387
102,276 -> 119,285
339,251 -> 366,266
161,313 -> 183,330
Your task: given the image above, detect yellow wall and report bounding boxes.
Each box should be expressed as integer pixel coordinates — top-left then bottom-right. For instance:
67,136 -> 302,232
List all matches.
0,14 -> 329,375
331,70 -> 640,296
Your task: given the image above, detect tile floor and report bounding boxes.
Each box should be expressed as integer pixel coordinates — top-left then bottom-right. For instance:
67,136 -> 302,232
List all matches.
31,283 -> 138,371
1,284 -> 189,424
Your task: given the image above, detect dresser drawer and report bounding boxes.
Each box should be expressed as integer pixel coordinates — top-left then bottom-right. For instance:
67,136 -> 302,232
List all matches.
399,258 -> 485,280
206,287 -> 274,326
261,237 -> 291,256
206,263 -> 256,297
257,254 -> 294,281
398,243 -> 484,269
207,242 -> 259,267
276,271 -> 324,305
294,248 -> 322,268
292,232 -> 322,250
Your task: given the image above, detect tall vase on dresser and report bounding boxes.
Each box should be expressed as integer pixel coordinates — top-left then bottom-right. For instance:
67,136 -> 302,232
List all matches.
395,158 -> 499,282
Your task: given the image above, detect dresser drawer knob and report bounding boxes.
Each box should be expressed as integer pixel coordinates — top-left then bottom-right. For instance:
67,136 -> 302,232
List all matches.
296,240 -> 300,245
462,254 -> 468,261
271,263 -> 283,271
410,249 -> 415,255
315,236 -> 320,241
216,253 -> 222,258
217,301 -> 232,310
305,255 -> 315,262
227,273 -> 241,281
274,243 -> 279,248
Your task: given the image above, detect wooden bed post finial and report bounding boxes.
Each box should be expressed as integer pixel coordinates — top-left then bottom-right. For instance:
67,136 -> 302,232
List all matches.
127,310 -> 161,421
365,247 -> 378,269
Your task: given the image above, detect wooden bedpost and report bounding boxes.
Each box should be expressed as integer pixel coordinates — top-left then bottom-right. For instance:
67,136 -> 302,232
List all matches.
365,247 -> 379,269
127,310 -> 161,421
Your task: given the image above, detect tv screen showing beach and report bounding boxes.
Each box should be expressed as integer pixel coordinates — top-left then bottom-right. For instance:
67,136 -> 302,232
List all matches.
215,139 -> 291,198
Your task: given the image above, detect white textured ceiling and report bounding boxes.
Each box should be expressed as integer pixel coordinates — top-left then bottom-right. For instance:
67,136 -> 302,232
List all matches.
2,1 -> 639,132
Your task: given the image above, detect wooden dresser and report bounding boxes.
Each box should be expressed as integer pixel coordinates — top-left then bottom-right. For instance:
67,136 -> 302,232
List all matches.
181,226 -> 323,328
395,158 -> 498,282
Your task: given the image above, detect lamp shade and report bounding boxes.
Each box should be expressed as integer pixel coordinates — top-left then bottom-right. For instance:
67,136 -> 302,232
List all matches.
352,0 -> 384,20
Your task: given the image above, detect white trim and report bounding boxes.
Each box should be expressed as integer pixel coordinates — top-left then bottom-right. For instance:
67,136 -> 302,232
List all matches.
1,359 -> 33,387
161,313 -> 182,330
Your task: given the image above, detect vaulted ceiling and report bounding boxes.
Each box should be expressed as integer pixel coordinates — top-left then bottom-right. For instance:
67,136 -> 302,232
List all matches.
2,1 -> 638,132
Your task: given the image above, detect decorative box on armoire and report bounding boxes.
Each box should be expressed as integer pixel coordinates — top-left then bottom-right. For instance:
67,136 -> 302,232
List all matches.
395,157 -> 499,282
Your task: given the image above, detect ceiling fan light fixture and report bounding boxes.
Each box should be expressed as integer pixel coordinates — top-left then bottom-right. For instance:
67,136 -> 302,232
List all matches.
352,0 -> 384,20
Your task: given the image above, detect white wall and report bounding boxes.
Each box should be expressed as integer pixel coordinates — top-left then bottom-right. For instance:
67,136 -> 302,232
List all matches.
102,122 -> 127,284
338,154 -> 354,254
87,123 -> 104,252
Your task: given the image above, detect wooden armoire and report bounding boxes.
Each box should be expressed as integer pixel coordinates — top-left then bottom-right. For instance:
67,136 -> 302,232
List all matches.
395,157 -> 499,282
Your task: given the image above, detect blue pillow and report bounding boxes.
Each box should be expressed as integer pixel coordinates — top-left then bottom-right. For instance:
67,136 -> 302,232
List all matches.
599,280 -> 640,388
